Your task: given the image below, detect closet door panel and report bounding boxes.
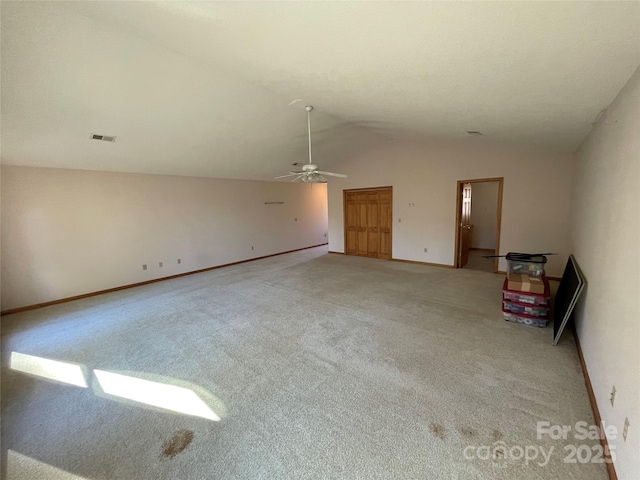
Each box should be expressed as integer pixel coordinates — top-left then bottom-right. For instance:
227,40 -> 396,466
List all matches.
344,187 -> 392,259
357,193 -> 368,256
345,192 -> 358,255
379,189 -> 392,260
367,192 -> 380,258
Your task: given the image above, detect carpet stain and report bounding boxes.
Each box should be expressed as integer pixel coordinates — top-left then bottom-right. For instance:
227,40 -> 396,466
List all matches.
162,430 -> 194,458
429,423 -> 446,440
458,427 -> 476,438
492,429 -> 503,442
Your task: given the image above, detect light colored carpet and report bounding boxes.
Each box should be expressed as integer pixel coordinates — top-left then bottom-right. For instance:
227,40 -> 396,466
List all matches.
1,247 -> 606,480
463,249 -> 495,273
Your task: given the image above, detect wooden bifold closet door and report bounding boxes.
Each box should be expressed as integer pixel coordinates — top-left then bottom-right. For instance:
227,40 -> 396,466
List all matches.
344,187 -> 392,259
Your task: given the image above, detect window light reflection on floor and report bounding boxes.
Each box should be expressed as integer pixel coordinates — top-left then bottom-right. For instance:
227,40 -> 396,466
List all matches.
7,450 -> 87,480
94,370 -> 220,421
10,352 -> 88,388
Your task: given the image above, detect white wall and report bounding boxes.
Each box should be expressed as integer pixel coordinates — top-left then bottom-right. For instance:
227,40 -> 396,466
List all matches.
0,166 -> 328,311
470,181 -> 499,250
571,67 -> 640,480
327,139 -> 573,277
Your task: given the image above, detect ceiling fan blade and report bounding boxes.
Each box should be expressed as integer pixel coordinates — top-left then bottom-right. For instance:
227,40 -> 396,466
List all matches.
290,175 -> 304,182
317,171 -> 348,178
274,172 -> 302,179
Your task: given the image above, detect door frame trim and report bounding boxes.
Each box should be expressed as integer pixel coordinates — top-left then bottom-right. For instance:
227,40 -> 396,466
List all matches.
453,177 -> 503,272
343,186 -> 393,258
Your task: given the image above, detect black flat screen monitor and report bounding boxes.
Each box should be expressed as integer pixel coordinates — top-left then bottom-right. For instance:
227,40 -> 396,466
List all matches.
553,255 -> 585,345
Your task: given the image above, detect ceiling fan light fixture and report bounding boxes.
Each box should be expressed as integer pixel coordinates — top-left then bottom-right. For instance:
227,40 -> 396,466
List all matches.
301,174 -> 327,184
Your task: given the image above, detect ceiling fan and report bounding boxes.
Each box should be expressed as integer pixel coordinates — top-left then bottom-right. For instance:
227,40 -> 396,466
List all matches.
275,105 -> 348,183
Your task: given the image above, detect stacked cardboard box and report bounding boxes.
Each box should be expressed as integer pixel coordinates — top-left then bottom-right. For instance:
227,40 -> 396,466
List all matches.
502,253 -> 550,328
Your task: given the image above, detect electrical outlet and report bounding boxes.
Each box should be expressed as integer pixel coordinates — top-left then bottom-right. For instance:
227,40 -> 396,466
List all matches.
177,259 -> 181,264
623,418 -> 630,441
251,246 -> 254,250
294,218 -> 297,222
159,262 -> 163,268
610,386 -> 616,406
398,218 -> 402,223
142,264 -> 147,271
424,247 -> 428,253
324,233 -> 327,237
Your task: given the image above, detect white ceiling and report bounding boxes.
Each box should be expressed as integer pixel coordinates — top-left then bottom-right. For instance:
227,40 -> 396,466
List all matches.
1,1 -> 639,180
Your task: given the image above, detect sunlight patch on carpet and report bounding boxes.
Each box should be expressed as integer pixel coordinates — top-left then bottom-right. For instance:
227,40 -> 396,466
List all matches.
10,352 -> 88,388
7,450 -> 87,479
94,370 -> 220,421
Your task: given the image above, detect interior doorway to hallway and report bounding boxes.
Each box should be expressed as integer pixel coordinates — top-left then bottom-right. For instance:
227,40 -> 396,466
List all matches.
454,178 -> 503,273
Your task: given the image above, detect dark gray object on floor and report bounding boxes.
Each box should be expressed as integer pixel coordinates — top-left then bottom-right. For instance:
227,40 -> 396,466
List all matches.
553,254 -> 586,345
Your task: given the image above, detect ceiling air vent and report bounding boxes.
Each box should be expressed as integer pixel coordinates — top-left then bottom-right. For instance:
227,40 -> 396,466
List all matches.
91,133 -> 116,142
466,131 -> 483,136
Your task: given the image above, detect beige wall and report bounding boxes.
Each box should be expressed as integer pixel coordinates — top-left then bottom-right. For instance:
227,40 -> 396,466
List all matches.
470,181 -> 499,250
327,140 -> 573,277
571,67 -> 640,480
0,166 -> 328,311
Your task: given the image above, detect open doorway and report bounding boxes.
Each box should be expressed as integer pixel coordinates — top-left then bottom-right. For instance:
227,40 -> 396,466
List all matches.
454,177 -> 503,273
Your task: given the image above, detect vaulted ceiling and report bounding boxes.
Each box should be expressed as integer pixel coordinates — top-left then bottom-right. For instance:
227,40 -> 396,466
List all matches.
2,1 -> 639,180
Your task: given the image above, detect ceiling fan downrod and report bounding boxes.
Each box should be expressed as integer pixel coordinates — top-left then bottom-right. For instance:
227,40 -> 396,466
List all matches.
306,105 -> 313,165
